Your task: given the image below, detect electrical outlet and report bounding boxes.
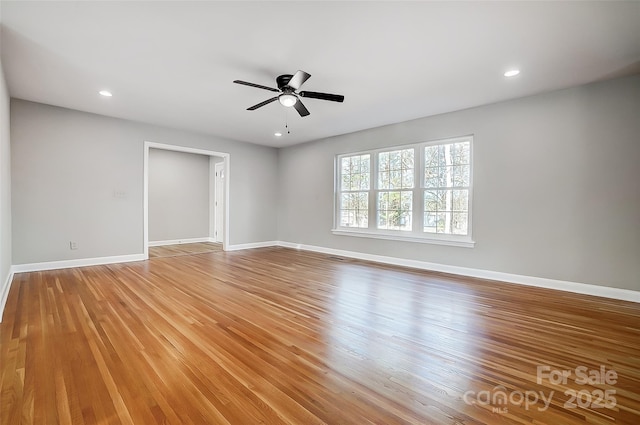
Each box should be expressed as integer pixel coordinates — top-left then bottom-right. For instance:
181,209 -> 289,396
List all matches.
70,241 -> 78,250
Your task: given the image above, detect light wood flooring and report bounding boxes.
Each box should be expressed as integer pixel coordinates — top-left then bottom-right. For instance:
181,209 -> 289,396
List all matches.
1,247 -> 639,424
148,242 -> 223,258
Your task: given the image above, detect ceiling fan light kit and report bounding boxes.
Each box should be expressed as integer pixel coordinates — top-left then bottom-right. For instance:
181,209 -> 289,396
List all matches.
233,70 -> 344,118
278,94 -> 297,107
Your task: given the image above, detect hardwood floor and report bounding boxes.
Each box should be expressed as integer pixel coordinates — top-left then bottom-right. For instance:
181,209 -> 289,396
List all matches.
1,247 -> 639,424
148,242 -> 223,258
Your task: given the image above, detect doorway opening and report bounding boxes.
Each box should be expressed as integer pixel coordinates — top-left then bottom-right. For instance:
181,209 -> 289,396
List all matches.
143,141 -> 230,259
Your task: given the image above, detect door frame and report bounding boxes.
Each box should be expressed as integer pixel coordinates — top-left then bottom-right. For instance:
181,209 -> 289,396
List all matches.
143,141 -> 230,259
214,161 -> 225,243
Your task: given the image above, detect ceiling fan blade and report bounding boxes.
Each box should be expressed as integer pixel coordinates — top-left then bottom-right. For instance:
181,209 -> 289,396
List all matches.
299,91 -> 344,103
293,99 -> 310,117
233,80 -> 280,92
247,96 -> 278,110
287,70 -> 311,90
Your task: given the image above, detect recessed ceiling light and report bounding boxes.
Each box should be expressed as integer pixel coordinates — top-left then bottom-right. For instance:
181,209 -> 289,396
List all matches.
99,90 -> 113,97
274,132 -> 282,137
504,69 -> 520,77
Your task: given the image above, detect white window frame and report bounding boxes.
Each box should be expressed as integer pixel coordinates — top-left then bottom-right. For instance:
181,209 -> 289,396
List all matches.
332,136 -> 475,248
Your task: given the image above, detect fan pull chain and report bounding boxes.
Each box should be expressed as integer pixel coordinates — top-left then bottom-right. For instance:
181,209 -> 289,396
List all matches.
285,109 -> 291,135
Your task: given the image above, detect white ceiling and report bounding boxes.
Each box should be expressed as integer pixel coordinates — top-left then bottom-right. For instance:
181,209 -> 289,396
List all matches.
1,1 -> 639,148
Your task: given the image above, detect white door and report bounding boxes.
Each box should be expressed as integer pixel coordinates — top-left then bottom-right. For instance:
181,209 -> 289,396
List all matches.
214,162 -> 225,243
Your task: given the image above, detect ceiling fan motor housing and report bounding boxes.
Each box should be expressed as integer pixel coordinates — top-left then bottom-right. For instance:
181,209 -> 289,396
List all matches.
276,74 -> 293,90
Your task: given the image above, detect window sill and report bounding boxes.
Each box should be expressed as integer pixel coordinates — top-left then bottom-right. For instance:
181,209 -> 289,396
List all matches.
331,228 -> 475,248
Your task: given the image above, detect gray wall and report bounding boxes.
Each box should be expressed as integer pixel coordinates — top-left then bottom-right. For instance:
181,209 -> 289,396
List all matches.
148,149 -> 210,242
278,75 -> 640,291
7,76 -> 640,292
11,100 -> 278,264
0,57 -> 11,311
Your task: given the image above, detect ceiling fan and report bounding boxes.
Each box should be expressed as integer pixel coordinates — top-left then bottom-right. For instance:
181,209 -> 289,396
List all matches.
233,70 -> 344,117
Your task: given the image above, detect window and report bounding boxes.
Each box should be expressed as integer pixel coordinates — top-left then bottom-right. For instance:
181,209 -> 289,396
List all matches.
339,154 -> 370,228
334,136 -> 474,247
377,149 -> 414,231
424,141 -> 470,235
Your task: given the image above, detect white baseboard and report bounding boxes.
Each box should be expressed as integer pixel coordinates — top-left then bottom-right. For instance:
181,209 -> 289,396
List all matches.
0,268 -> 15,323
276,241 -> 640,303
11,254 -> 146,274
226,241 -> 278,251
3,241 -> 636,324
148,237 -> 216,247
